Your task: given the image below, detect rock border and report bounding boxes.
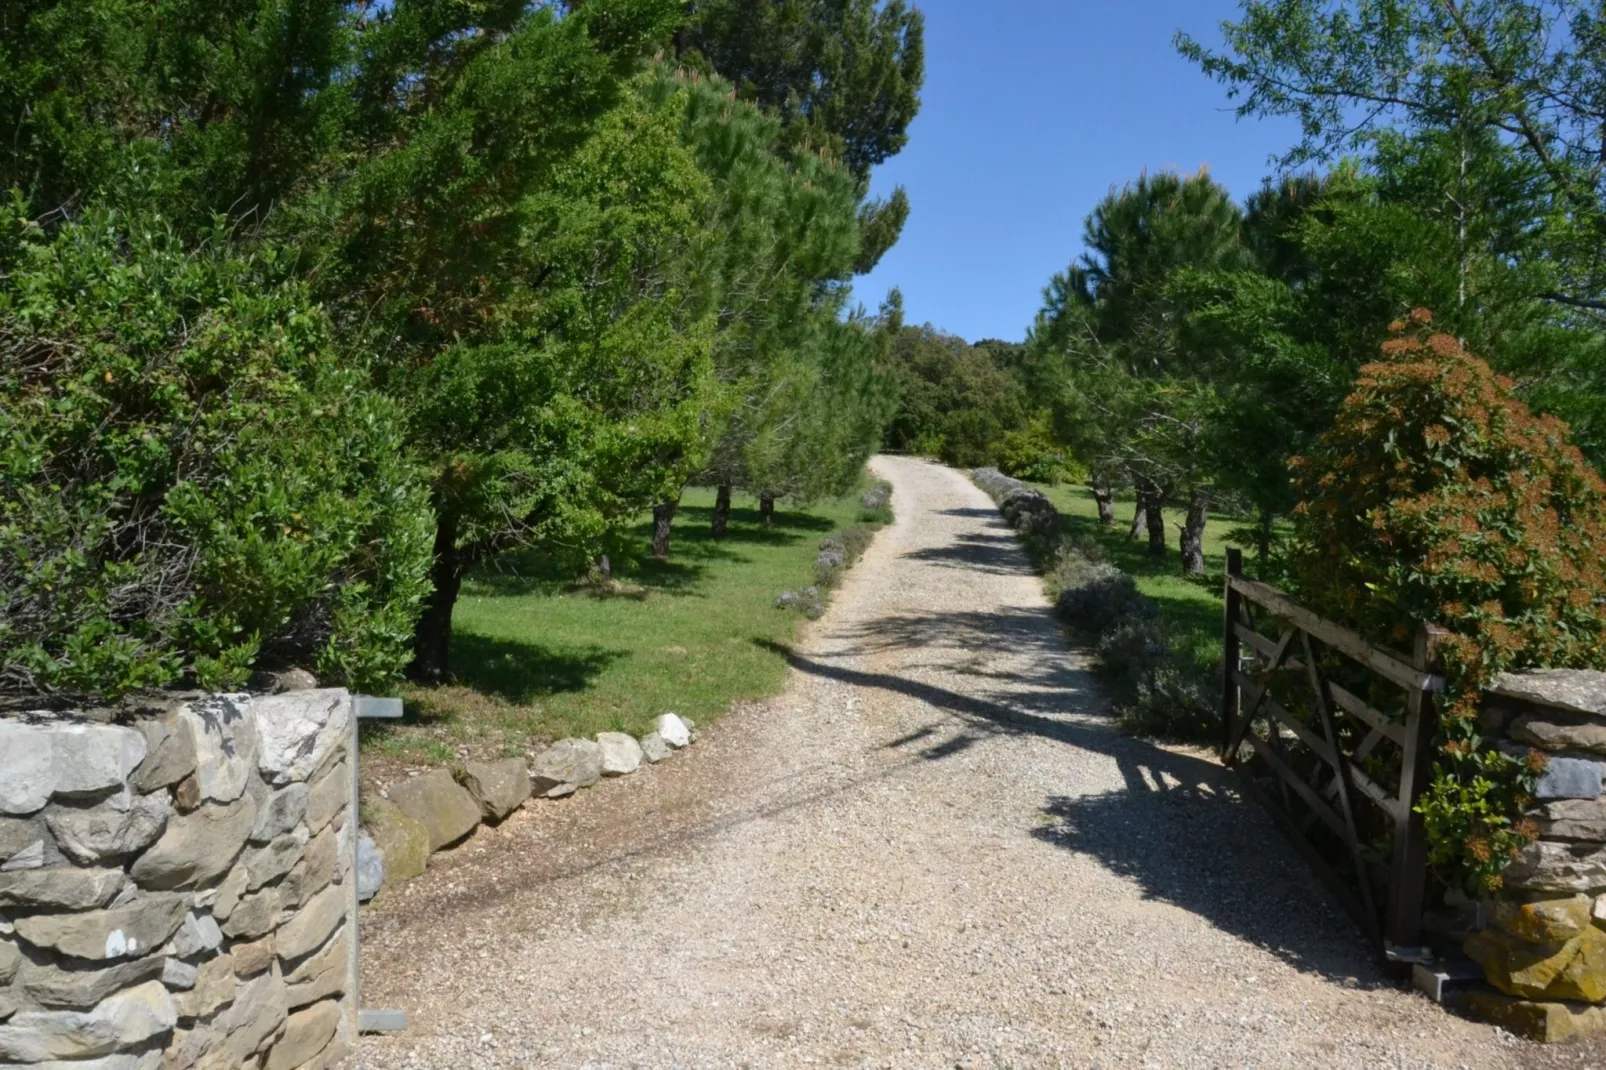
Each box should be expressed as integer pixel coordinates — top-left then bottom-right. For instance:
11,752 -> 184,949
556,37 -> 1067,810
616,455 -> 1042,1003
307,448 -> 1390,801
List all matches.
359,713 -> 699,901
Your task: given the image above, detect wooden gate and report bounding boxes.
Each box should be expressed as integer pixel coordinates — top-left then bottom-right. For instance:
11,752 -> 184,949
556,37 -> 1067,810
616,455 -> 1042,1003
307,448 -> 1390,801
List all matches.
1219,548 -> 1444,953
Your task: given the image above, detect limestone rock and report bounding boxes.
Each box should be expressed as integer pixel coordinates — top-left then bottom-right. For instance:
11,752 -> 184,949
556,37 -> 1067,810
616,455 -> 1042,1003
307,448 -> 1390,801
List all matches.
166,912 -> 222,959
1548,926 -> 1606,1002
0,979 -> 175,1062
285,929 -> 347,1008
294,824 -> 339,908
130,716 -> 196,794
249,784 -> 309,845
1491,669 -> 1606,718
129,794 -> 256,890
596,733 -> 643,777
1505,840 -> 1606,894
0,938 -> 17,985
245,831 -> 308,892
178,695 -> 257,804
265,998 -> 341,1070
1,841 -> 45,871
232,936 -> 275,977
1534,798 -> 1606,842
639,732 -> 671,764
651,713 -> 691,749
355,834 -> 383,903
211,865 -> 249,923
216,963 -> 287,1064
459,760 -> 530,822
0,867 -> 124,910
46,792 -> 169,865
220,886 -> 281,941
1537,756 -> 1605,801
276,886 -> 346,964
1465,990 -> 1606,1043
385,769 -> 480,852
304,763 -> 347,834
255,690 -> 351,787
0,723 -> 147,816
0,818 -> 43,864
1513,714 -> 1606,755
14,893 -> 184,962
176,956 -> 235,1021
22,952 -> 165,1008
1467,926 -> 1581,996
1491,894 -> 1595,944
361,799 -> 428,886
161,957 -> 197,990
529,739 -> 603,798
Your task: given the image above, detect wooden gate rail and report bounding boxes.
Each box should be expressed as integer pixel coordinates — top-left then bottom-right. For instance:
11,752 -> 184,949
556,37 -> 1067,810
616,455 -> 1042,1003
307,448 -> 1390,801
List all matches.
1219,548 -> 1443,953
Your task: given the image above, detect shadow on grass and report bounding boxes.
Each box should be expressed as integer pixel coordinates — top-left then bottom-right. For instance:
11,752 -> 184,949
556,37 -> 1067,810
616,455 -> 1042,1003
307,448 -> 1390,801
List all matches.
448,631 -> 625,706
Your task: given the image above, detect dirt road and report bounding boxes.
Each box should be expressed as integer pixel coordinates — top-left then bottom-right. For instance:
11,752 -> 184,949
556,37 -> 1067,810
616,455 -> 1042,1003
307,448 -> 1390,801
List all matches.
357,456 -> 1526,1069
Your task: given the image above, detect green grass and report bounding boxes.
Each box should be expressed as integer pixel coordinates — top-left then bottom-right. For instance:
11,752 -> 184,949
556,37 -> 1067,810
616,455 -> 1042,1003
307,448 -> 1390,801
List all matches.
362,485 -> 879,767
1032,483 -> 1242,670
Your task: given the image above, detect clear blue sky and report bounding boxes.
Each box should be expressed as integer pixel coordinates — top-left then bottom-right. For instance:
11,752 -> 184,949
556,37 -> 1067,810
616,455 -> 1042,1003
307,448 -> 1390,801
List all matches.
854,0 -> 1303,344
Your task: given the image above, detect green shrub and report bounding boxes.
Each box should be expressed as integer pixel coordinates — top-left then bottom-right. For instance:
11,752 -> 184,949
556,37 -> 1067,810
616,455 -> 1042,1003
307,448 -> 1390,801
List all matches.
997,417 -> 1081,485
1290,311 -> 1606,893
0,209 -> 433,698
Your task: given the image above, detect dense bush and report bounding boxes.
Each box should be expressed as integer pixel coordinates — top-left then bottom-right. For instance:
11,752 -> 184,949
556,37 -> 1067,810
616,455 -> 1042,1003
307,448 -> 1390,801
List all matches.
1290,311 -> 1606,892
972,468 -> 1216,739
0,211 -> 433,698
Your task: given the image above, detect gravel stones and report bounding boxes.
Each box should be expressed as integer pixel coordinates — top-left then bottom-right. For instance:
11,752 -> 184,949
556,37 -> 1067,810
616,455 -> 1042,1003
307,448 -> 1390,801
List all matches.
458,759 -> 530,822
596,733 -> 644,777
129,795 -> 256,890
530,739 -> 602,797
385,769 -> 479,852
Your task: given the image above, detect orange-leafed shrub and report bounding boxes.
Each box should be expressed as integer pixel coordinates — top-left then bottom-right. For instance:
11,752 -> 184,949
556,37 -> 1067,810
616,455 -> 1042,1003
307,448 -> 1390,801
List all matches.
1289,310 -> 1606,891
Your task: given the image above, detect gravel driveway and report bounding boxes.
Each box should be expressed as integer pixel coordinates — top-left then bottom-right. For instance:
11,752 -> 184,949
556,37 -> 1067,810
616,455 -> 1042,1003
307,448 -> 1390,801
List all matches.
356,456 -> 1535,1069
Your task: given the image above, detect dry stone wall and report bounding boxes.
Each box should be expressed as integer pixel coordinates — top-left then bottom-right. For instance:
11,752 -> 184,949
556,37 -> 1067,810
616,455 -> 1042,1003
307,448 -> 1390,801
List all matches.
1461,670 -> 1606,1041
0,688 -> 358,1068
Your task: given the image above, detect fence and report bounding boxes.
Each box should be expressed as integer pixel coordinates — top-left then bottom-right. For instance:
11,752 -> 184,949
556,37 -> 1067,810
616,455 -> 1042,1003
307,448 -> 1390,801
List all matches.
1220,548 -> 1444,954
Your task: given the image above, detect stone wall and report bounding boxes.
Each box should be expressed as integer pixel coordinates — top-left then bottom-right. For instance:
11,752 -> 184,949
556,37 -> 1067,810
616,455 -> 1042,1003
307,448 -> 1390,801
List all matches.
1460,669 -> 1606,1041
0,688 -> 358,1068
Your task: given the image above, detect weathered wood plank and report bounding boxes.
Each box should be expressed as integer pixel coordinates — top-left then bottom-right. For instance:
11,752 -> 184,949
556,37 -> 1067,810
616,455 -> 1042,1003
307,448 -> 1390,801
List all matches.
1328,682 -> 1406,746
1243,729 -> 1349,840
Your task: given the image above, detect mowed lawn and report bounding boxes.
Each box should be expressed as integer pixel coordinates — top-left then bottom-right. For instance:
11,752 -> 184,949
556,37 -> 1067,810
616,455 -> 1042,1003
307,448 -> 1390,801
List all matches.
1035,483 -> 1245,670
362,485 -> 876,767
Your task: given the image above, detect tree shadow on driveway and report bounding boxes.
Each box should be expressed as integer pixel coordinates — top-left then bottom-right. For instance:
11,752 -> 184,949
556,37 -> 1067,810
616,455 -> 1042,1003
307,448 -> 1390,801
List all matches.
759,610 -> 1391,989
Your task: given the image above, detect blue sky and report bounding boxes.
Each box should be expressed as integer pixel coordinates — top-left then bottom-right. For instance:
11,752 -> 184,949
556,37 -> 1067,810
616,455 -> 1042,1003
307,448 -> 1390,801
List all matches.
854,0 -> 1304,343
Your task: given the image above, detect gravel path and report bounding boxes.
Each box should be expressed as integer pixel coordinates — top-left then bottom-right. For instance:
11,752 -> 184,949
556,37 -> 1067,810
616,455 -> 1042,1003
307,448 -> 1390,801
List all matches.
356,456 -> 1535,1070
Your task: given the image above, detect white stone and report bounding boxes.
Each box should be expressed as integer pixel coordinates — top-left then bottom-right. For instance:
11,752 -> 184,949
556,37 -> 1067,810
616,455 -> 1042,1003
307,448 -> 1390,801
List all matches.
254,690 -> 351,786
178,695 -> 257,804
596,733 -> 643,777
652,713 -> 692,749
0,980 -> 175,1062
0,723 -> 145,816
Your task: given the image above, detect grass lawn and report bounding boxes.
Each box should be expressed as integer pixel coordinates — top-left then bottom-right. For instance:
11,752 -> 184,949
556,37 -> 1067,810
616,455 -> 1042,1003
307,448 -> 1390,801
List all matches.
361,484 -> 879,767
1034,483 -> 1246,671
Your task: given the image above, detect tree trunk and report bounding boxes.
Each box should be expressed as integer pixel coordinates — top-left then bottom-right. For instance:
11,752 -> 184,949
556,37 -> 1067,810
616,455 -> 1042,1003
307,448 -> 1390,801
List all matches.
651,498 -> 679,559
759,492 -> 775,527
594,553 -> 612,581
1144,489 -> 1167,557
1092,482 -> 1116,527
712,484 -> 732,539
409,513 -> 462,684
1256,504 -> 1275,572
1128,495 -> 1147,541
1179,487 -> 1209,575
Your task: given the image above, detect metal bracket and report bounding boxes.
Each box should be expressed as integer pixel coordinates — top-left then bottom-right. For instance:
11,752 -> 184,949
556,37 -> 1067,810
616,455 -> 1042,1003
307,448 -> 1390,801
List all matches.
350,693 -> 407,1035
354,695 -> 404,719
359,1009 -> 409,1034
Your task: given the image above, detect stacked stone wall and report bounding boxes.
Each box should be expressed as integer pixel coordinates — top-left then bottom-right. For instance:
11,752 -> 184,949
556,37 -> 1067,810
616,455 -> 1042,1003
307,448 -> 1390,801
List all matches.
1461,670 -> 1606,1041
0,688 -> 358,1068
